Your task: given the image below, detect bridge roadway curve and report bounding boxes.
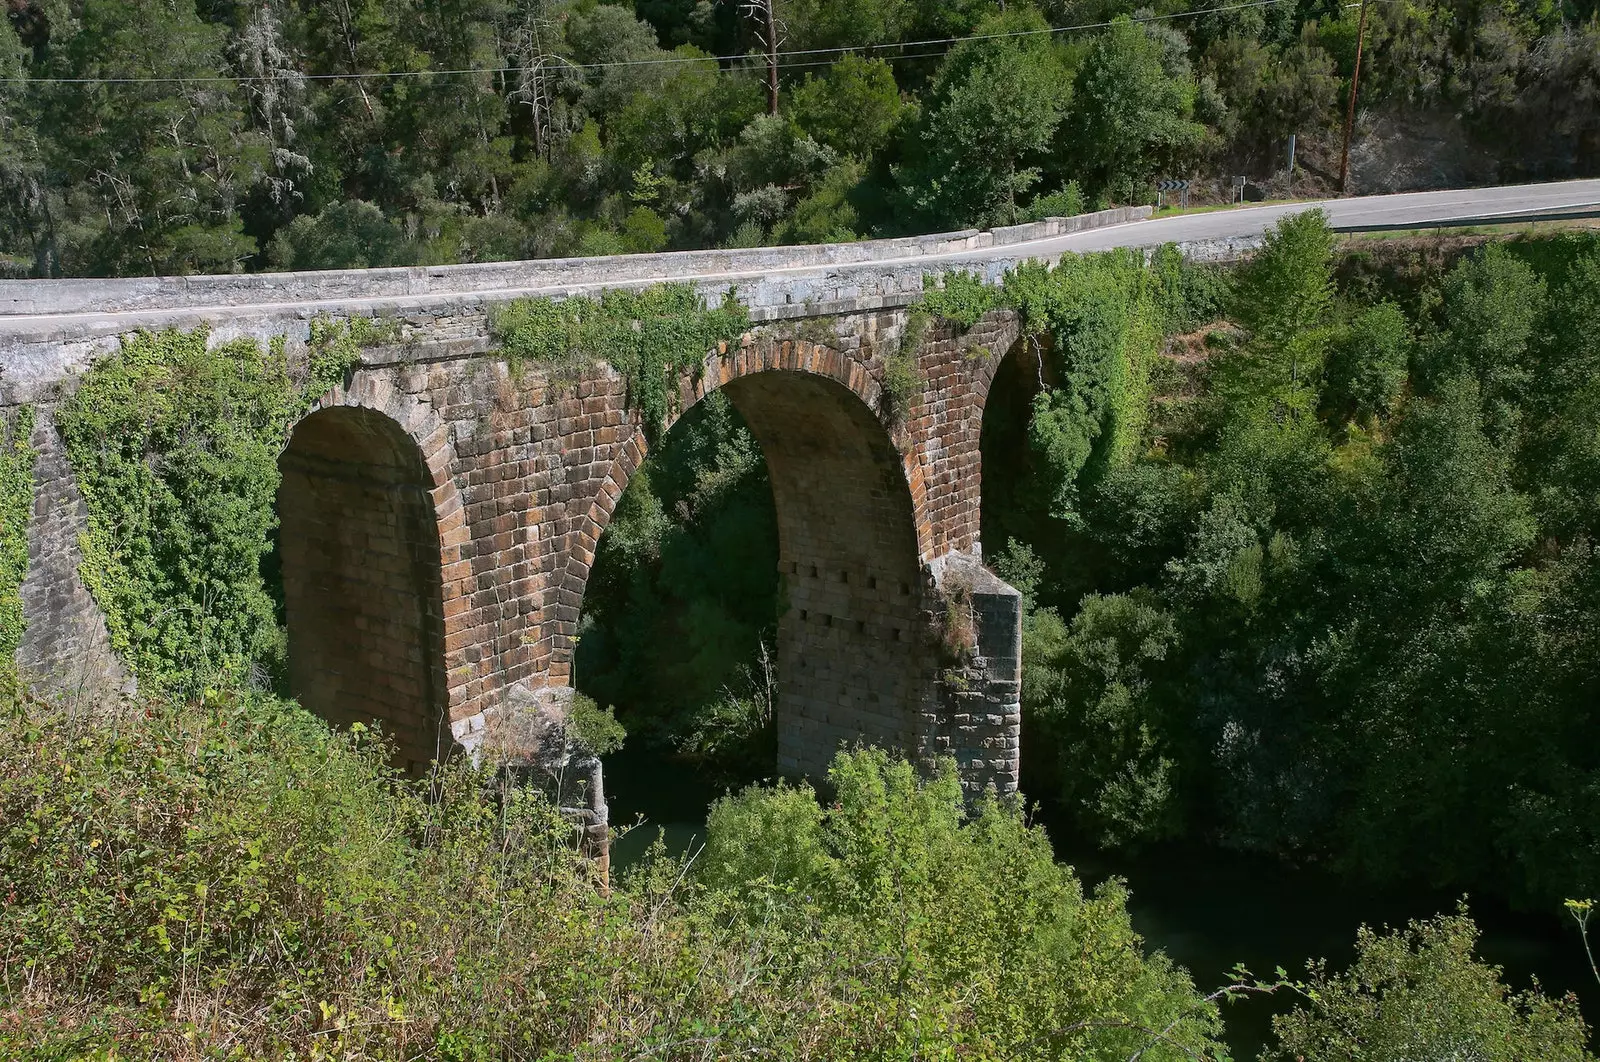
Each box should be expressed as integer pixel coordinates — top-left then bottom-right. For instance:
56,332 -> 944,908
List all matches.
2,178 -> 1598,358
1002,177 -> 1600,255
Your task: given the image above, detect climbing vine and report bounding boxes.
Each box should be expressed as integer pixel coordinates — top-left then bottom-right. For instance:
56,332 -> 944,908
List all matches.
885,271 -> 1006,421
920,270 -> 1003,329
1,405 -> 36,679
488,283 -> 748,439
56,320 -> 373,695
910,253 -> 1166,522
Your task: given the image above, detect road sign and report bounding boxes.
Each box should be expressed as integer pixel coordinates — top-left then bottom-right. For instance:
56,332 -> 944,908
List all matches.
1157,179 -> 1190,191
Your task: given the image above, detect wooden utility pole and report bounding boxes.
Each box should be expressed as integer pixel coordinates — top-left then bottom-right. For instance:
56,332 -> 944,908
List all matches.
744,0 -> 782,115
1338,0 -> 1370,195
763,0 -> 778,115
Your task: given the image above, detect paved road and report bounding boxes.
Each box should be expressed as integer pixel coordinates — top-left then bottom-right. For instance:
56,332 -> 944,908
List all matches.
4,179 -> 1599,345
1012,178 -> 1600,256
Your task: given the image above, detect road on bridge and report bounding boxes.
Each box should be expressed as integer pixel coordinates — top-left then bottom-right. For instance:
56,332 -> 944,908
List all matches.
4,179 -> 1600,344
945,178 -> 1600,260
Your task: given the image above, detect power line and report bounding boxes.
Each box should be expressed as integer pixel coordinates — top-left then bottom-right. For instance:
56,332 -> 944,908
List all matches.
0,0 -> 1294,86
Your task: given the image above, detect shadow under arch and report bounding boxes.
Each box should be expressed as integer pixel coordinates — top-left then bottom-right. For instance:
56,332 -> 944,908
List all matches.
568,345 -> 936,779
975,327 -> 1051,572
276,404 -> 450,772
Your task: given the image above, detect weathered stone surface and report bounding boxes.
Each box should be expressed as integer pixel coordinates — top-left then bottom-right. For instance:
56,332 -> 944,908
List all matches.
14,404 -> 128,701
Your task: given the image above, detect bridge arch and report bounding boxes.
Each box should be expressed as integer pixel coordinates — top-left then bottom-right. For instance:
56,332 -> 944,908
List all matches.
559,337 -> 938,777
276,378 -> 468,772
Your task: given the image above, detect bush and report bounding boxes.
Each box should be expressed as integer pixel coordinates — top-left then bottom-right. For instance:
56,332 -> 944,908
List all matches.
267,200 -> 412,271
697,747 -> 1223,1060
1267,909 -> 1595,1062
1020,593 -> 1180,845
0,689 -> 1223,1061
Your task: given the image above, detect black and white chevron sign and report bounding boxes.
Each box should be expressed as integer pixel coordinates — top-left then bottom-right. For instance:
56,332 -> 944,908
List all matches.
1157,179 -> 1190,191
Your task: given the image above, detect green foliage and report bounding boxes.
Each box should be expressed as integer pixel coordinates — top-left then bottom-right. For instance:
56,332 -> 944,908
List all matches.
1220,208 -> 1338,403
789,56 -> 906,160
1,0 -> 1592,275
1022,592 -> 1180,846
697,747 -> 1223,1060
0,691 -> 1222,1060
981,229 -> 1600,904
1266,910 -> 1595,1061
1424,242 -> 1548,435
0,405 -> 35,675
267,200 -> 412,270
55,321 -> 377,696
881,305 -> 931,422
920,269 -> 1002,328
1325,301 -> 1412,424
488,283 -> 748,438
896,9 -> 1074,228
566,692 -> 627,758
1149,242 -> 1235,333
1019,182 -> 1086,222
1004,250 -> 1163,523
1065,18 -> 1206,204
56,330 -> 300,694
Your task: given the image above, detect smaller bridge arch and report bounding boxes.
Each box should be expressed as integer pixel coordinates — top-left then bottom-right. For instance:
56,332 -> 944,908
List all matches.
276,380 -> 467,772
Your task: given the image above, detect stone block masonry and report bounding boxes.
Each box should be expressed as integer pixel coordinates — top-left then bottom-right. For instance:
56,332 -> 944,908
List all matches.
0,230 -> 1076,795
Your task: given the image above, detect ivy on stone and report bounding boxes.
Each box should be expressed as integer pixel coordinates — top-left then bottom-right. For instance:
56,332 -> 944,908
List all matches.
0,405 -> 35,678
488,283 -> 748,440
920,270 -> 1003,329
55,320 -> 374,696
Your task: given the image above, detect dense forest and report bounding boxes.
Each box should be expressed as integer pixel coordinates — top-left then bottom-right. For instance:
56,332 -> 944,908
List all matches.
2,0 -> 1599,277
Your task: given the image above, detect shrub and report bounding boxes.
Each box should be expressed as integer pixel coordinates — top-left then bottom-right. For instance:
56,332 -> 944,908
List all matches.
0,689 -> 1225,1061
1267,909 -> 1595,1062
697,747 -> 1224,1060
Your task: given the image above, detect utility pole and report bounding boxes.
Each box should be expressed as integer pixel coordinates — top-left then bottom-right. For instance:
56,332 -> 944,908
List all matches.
743,0 -> 783,116
1339,0 -> 1370,195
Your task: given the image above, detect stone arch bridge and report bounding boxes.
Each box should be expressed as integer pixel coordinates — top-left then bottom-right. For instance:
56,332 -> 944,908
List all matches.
1,207 -> 1153,796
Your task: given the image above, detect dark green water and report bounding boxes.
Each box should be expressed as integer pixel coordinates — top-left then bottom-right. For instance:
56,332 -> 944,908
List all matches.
602,743 -> 1599,1059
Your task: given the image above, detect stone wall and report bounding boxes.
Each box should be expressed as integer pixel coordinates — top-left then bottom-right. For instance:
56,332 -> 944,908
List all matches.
725,371 -> 930,777
0,207 -> 1151,318
14,404 -> 127,700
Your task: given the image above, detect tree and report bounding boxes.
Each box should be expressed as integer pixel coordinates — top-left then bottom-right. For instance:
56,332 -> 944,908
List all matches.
267,199 -> 410,269
897,11 -> 1071,228
1022,592 -> 1181,845
698,747 -> 1224,1060
1425,242 -> 1547,437
1325,300 -> 1412,425
39,0 -> 265,275
0,15 -> 47,276
1065,18 -> 1206,203
788,55 -> 905,160
1218,208 -> 1337,403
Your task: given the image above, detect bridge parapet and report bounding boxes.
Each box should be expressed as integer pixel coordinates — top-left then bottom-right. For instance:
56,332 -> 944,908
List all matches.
0,207 -> 1148,320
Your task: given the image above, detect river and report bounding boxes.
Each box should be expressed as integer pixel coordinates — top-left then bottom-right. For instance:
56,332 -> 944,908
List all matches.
602,742 -> 1599,1059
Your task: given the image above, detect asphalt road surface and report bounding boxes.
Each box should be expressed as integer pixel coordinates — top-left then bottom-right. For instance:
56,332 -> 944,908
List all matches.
4,179 -> 1599,343
969,178 -> 1600,258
